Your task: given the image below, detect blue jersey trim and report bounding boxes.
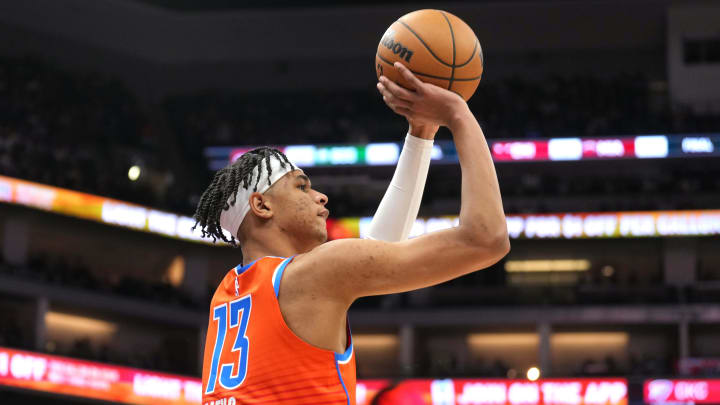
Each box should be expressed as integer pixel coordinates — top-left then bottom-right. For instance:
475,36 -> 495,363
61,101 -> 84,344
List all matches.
334,318 -> 353,405
235,258 -> 261,275
335,358 -> 351,405
272,256 -> 295,298
235,256 -> 286,275
335,339 -> 353,364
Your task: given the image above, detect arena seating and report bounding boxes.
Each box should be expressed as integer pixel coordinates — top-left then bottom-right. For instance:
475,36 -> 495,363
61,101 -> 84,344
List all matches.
3,57 -> 719,218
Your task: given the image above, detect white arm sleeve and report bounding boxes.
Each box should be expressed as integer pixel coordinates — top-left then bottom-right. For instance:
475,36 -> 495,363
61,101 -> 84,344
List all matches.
365,134 -> 434,242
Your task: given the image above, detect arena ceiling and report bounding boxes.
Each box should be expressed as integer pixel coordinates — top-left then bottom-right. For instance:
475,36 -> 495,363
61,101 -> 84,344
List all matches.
131,0 -> 611,12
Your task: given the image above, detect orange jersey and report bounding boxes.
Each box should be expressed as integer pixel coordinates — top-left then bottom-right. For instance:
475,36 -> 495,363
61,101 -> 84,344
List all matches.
202,256 -> 356,405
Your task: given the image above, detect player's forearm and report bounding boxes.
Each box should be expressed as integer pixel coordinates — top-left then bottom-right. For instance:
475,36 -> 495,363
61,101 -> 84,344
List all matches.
366,133 -> 433,241
449,107 -> 509,253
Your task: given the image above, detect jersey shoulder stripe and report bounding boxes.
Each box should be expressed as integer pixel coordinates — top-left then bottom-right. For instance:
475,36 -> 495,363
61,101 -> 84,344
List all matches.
271,256 -> 294,297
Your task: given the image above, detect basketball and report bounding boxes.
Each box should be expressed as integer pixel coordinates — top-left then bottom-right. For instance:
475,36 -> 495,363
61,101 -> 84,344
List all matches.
375,9 -> 484,101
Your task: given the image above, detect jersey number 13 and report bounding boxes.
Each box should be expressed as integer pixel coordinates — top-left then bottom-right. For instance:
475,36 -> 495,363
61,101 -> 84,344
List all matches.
205,294 -> 252,394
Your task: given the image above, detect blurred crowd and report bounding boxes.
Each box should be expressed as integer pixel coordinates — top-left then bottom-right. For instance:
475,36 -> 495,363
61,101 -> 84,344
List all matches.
0,57 -> 180,210
1,247 -> 717,312
0,252 -> 203,309
165,73 -> 720,148
56,336 -> 195,375
0,312 -> 26,350
325,166 -> 720,218
1,57 -> 719,379
2,57 -> 719,218
422,354 -> 672,379
0,251 -> 201,374
425,167 -> 720,217
0,320 -> 194,375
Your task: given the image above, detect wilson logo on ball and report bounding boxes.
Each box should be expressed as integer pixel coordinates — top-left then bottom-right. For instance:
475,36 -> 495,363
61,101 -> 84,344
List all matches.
380,30 -> 414,62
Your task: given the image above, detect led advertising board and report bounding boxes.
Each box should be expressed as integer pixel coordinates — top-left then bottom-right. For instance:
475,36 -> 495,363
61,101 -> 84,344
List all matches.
3,175 -> 719,244
645,379 -> 720,404
0,347 -> 628,405
204,134 -> 720,169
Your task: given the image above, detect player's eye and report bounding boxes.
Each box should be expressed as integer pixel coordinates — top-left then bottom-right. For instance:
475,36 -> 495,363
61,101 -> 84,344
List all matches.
299,184 -> 307,191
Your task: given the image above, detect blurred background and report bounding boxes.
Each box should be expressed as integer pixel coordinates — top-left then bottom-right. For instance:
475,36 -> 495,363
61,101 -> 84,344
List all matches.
1,0 -> 719,404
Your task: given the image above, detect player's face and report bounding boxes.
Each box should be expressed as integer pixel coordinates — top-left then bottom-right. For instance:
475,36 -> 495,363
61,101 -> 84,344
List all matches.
270,170 -> 329,245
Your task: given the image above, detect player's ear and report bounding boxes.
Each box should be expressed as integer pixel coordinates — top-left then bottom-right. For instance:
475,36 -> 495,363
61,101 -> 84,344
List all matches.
248,192 -> 273,219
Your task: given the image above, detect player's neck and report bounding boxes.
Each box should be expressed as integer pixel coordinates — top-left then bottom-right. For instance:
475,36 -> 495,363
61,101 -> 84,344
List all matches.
240,234 -> 311,266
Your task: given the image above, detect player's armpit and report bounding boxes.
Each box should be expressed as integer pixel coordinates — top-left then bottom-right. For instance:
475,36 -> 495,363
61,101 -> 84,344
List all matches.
288,226 -> 509,304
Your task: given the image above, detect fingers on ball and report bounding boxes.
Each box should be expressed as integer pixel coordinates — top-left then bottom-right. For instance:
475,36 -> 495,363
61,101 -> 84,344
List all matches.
383,95 -> 411,112
377,83 -> 392,99
393,62 -> 422,89
380,86 -> 396,102
379,82 -> 407,105
386,92 -> 412,109
383,79 -> 416,102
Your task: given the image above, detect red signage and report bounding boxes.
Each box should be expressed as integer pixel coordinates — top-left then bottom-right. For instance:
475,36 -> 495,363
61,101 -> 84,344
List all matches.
645,379 -> 720,403
0,347 -> 628,405
581,138 -> 634,159
0,347 -> 200,404
388,378 -> 628,405
488,136 -> 658,162
490,138 -> 637,162
0,347 -> 388,405
492,140 -> 548,161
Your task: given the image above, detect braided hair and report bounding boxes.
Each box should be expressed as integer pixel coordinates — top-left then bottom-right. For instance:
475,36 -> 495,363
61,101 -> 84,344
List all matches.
192,147 -> 296,246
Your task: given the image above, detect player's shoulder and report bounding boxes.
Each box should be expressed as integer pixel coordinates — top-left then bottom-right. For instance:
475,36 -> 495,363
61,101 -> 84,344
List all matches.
290,238 -> 382,269
285,238 -> 402,303
281,241 -> 362,286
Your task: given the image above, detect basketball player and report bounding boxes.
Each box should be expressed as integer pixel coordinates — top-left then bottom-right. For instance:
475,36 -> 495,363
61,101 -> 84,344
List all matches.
196,62 -> 509,405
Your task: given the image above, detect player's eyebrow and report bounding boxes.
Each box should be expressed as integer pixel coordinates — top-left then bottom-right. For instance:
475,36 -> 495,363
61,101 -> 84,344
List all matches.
297,173 -> 312,187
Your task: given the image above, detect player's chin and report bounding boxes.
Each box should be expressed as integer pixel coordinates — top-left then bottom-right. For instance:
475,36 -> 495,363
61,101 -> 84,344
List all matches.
316,226 -> 329,243
318,227 -> 329,242
311,216 -> 328,242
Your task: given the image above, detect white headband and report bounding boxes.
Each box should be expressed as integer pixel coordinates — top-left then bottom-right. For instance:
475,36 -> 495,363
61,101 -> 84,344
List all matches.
219,155 -> 299,237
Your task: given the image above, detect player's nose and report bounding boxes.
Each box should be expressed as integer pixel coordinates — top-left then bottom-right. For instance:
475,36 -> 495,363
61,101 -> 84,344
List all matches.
315,190 -> 328,206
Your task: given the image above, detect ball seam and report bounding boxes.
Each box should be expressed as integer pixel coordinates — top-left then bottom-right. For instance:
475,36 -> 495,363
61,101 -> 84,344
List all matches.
440,11 -> 457,91
456,40 -> 479,68
376,53 -> 481,81
397,19 -> 454,67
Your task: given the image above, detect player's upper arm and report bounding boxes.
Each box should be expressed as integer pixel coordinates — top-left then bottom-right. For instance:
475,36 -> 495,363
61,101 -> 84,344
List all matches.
288,225 -> 510,304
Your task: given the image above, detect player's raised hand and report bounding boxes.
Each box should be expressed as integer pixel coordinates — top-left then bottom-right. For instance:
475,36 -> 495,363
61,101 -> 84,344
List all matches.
376,62 -> 469,130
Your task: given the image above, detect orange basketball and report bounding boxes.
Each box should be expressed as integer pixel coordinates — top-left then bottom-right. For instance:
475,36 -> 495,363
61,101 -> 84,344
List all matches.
375,9 -> 484,101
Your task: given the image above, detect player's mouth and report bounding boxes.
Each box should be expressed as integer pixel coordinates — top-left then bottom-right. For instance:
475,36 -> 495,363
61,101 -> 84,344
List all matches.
318,209 -> 329,220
